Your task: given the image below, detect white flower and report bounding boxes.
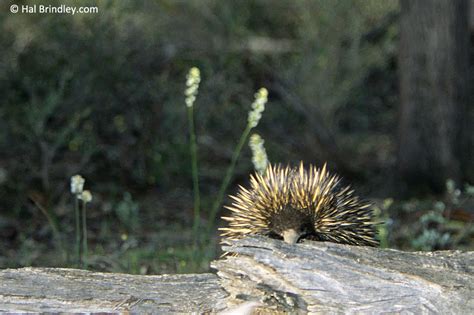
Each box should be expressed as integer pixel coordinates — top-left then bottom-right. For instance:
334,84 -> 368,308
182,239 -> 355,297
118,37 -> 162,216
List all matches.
78,190 -> 92,203
249,133 -> 269,173
247,88 -> 268,128
70,175 -> 85,195
185,67 -> 201,108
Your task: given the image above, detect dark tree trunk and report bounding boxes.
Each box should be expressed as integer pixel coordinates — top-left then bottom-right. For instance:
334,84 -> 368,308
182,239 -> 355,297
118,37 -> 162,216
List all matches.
398,0 -> 471,194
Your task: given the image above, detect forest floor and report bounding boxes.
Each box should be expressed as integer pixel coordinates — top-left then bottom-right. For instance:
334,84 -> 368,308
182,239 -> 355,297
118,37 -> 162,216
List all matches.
0,187 -> 473,275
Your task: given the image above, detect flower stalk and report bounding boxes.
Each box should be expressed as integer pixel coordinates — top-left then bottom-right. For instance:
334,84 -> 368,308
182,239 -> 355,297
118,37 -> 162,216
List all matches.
79,190 -> 92,268
185,67 -> 202,243
207,88 -> 268,232
70,174 -> 84,264
70,175 -> 92,268
249,133 -> 269,173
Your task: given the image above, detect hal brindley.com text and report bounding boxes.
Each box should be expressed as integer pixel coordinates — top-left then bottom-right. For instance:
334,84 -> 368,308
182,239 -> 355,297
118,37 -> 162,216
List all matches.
20,4 -> 98,15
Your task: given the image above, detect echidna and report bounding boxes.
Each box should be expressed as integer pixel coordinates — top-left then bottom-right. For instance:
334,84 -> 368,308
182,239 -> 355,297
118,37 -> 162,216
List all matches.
220,163 -> 378,246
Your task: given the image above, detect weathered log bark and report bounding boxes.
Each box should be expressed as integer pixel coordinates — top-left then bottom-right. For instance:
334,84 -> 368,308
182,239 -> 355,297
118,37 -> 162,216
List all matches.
0,267 -> 226,313
212,236 -> 474,314
1,237 -> 473,313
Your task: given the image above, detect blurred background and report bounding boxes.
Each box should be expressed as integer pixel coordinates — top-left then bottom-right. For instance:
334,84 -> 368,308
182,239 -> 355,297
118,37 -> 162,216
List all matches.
0,0 -> 473,274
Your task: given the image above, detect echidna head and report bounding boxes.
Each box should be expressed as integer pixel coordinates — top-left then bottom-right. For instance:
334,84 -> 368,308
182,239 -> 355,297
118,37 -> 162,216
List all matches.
267,205 -> 314,244
220,163 -> 378,247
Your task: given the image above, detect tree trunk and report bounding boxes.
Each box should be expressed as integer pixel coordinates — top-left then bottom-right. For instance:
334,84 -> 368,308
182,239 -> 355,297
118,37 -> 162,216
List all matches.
398,0 -> 471,194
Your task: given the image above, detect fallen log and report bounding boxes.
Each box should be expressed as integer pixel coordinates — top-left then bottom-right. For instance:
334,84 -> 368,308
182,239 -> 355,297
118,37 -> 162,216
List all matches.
212,236 -> 474,314
0,236 -> 473,313
0,267 -> 226,313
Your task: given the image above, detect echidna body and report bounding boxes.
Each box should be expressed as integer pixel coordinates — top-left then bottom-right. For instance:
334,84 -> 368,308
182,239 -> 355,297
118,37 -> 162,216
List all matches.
220,163 -> 378,246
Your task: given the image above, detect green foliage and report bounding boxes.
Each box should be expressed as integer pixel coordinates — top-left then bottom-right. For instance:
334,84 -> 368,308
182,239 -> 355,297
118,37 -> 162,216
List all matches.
115,192 -> 140,232
411,202 -> 451,251
372,198 -> 393,248
1,1 -> 471,274
386,180 -> 474,251
0,0 -> 399,211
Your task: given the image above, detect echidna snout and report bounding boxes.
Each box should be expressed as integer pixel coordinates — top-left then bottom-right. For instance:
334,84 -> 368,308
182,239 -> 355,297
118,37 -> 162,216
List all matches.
282,229 -> 299,244
268,206 -> 314,244
220,163 -> 379,247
